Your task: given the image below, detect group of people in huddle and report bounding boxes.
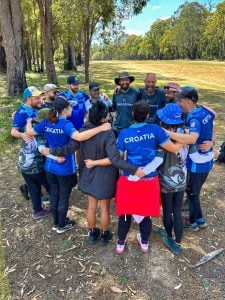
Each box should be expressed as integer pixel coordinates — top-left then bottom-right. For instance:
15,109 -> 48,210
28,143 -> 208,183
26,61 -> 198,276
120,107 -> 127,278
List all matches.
11,71 -> 216,255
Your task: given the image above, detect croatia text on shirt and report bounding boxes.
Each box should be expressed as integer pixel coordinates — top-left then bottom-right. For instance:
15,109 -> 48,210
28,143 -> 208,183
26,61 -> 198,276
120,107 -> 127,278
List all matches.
34,117 -> 76,175
117,123 -> 169,178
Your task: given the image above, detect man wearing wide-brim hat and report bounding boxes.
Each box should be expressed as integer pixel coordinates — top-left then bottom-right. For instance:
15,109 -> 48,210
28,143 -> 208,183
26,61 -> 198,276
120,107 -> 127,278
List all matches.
112,71 -> 139,135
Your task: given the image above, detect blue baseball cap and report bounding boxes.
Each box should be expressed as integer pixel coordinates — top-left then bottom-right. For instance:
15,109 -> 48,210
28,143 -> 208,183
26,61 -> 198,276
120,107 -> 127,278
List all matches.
157,103 -> 183,125
23,86 -> 43,99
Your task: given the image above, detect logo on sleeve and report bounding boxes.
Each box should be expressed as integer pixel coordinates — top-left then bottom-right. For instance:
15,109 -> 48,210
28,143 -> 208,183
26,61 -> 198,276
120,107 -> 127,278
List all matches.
190,122 -> 196,128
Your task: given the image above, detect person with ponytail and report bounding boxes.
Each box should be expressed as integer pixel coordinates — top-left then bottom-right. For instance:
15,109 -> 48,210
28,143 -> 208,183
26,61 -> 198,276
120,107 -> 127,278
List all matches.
26,96 -> 111,234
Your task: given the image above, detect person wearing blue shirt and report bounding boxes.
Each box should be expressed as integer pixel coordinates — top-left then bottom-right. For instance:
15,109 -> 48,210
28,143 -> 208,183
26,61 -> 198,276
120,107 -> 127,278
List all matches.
59,75 -> 89,130
115,101 -> 184,254
166,86 -> 215,231
112,72 -> 139,135
26,96 -> 111,234
138,73 -> 166,124
85,82 -> 112,112
11,86 -> 50,220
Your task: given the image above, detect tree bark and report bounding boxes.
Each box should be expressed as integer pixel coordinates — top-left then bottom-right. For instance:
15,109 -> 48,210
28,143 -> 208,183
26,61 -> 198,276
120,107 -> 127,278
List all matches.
0,0 -> 26,95
36,0 -> 57,84
0,35 -> 6,71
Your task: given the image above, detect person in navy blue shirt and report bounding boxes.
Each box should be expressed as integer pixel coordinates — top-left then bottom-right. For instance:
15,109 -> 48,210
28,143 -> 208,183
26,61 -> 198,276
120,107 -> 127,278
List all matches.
138,73 -> 166,124
26,96 -> 111,234
11,87 -> 50,220
166,86 -> 215,231
115,101 -> 184,254
112,72 -> 139,135
59,75 -> 89,130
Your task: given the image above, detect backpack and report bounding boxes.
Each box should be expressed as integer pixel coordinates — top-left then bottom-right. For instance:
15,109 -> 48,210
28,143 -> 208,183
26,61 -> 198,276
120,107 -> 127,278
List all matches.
215,142 -> 225,164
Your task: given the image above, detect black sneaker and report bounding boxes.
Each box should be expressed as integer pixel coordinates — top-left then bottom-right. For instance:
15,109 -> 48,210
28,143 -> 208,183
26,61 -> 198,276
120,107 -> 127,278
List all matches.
100,230 -> 113,246
19,184 -> 30,200
88,227 -> 100,245
56,219 -> 75,234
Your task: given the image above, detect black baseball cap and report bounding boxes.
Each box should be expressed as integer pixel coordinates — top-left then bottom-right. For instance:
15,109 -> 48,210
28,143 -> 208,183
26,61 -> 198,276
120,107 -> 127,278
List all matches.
89,82 -> 100,91
176,86 -> 198,102
67,75 -> 80,85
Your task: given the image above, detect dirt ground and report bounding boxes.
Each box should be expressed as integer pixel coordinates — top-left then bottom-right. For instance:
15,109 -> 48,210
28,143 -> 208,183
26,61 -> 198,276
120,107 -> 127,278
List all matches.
0,147 -> 225,300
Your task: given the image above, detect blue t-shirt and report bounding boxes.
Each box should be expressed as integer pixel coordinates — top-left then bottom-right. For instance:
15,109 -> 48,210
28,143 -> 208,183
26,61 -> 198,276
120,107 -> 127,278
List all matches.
138,87 -> 166,124
33,117 -> 76,175
59,90 -> 89,130
117,123 -> 169,177
13,104 -> 37,131
186,106 -> 215,173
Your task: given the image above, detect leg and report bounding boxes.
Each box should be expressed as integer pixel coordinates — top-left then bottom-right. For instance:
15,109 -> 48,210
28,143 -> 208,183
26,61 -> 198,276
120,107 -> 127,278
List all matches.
99,199 -> 111,231
186,172 -> 209,225
21,173 -> 42,212
172,191 -> 184,244
58,174 -> 74,228
139,217 -> 152,241
117,215 -> 132,241
161,193 -> 173,239
87,195 -> 98,229
46,172 -> 60,226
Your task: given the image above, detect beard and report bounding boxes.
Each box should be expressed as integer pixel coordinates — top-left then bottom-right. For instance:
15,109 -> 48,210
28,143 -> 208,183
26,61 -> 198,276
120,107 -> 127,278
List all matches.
120,83 -> 130,91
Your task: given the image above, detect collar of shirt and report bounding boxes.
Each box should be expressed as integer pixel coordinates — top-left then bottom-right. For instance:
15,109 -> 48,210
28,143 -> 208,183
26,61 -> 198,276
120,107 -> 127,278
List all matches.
130,122 -> 146,128
21,103 -> 37,114
187,107 -> 201,122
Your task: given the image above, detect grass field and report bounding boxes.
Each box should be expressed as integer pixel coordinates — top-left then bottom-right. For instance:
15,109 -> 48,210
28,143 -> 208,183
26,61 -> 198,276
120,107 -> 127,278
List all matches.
0,60 -> 225,299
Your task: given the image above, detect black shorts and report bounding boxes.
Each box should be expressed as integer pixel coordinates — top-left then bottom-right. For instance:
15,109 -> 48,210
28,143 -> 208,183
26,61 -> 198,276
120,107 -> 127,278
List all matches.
186,171 -> 209,196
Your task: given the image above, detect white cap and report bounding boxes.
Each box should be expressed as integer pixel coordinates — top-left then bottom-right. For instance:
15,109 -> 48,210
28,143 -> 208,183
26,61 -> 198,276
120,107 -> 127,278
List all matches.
44,83 -> 58,92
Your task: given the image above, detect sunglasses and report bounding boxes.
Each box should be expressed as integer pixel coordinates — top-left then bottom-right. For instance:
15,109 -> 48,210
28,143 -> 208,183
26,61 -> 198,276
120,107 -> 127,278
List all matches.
164,86 -> 177,92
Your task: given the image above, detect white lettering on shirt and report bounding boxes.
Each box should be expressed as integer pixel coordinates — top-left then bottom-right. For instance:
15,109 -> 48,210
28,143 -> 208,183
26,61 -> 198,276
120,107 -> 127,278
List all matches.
202,114 -> 212,125
45,127 -> 64,134
124,133 -> 155,143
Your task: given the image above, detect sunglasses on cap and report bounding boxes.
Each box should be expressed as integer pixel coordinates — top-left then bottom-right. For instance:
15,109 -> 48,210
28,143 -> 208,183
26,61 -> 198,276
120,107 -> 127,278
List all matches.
164,85 -> 177,92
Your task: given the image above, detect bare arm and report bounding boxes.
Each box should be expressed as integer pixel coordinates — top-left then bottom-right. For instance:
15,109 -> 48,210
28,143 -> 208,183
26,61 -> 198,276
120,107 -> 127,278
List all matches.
72,122 -> 111,142
11,127 -> 33,142
85,158 -> 111,168
161,140 -> 185,154
165,130 -> 198,145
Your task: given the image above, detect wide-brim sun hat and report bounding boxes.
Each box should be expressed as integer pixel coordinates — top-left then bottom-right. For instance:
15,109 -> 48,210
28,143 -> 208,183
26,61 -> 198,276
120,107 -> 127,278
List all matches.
157,103 -> 183,125
115,71 -> 135,85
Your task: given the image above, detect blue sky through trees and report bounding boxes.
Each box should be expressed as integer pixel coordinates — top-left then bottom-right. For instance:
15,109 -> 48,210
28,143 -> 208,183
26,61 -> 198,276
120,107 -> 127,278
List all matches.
123,0 -> 224,35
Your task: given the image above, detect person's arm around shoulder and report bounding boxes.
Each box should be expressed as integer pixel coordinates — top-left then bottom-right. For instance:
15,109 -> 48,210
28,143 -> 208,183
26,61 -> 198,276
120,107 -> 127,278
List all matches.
71,122 -> 111,142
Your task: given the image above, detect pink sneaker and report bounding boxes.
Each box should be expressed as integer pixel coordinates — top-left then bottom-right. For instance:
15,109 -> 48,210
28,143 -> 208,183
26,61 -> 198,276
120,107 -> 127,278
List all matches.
137,233 -> 149,253
116,240 -> 126,254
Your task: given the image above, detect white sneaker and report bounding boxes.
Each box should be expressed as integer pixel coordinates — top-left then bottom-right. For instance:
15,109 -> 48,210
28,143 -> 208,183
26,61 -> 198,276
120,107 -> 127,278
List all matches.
116,240 -> 126,254
137,233 -> 149,253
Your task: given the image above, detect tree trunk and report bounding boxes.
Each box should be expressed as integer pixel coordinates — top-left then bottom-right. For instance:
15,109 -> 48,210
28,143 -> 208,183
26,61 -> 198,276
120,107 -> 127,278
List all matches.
0,0 -> 26,96
68,43 -> 77,71
36,0 -> 57,84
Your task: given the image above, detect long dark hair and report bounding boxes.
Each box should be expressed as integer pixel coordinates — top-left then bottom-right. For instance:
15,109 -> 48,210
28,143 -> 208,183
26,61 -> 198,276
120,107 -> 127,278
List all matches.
47,96 -> 69,124
89,101 -> 108,126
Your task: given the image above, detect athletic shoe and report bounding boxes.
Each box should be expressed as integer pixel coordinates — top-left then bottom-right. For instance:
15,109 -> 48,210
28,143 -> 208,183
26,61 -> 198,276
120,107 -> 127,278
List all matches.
197,218 -> 207,229
19,184 -> 30,200
116,240 -> 126,254
32,209 -> 50,220
183,217 -> 199,231
88,227 -> 100,245
52,224 -> 58,231
41,194 -> 50,202
137,233 -> 149,253
158,227 -> 167,237
162,236 -> 182,255
100,230 -> 113,246
56,219 -> 75,234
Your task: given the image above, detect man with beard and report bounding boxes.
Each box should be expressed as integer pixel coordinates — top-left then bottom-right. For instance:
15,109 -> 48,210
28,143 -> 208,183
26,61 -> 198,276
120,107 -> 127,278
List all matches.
41,83 -> 58,109
164,82 -> 181,104
112,72 -> 139,135
139,73 -> 166,124
60,75 -> 89,130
